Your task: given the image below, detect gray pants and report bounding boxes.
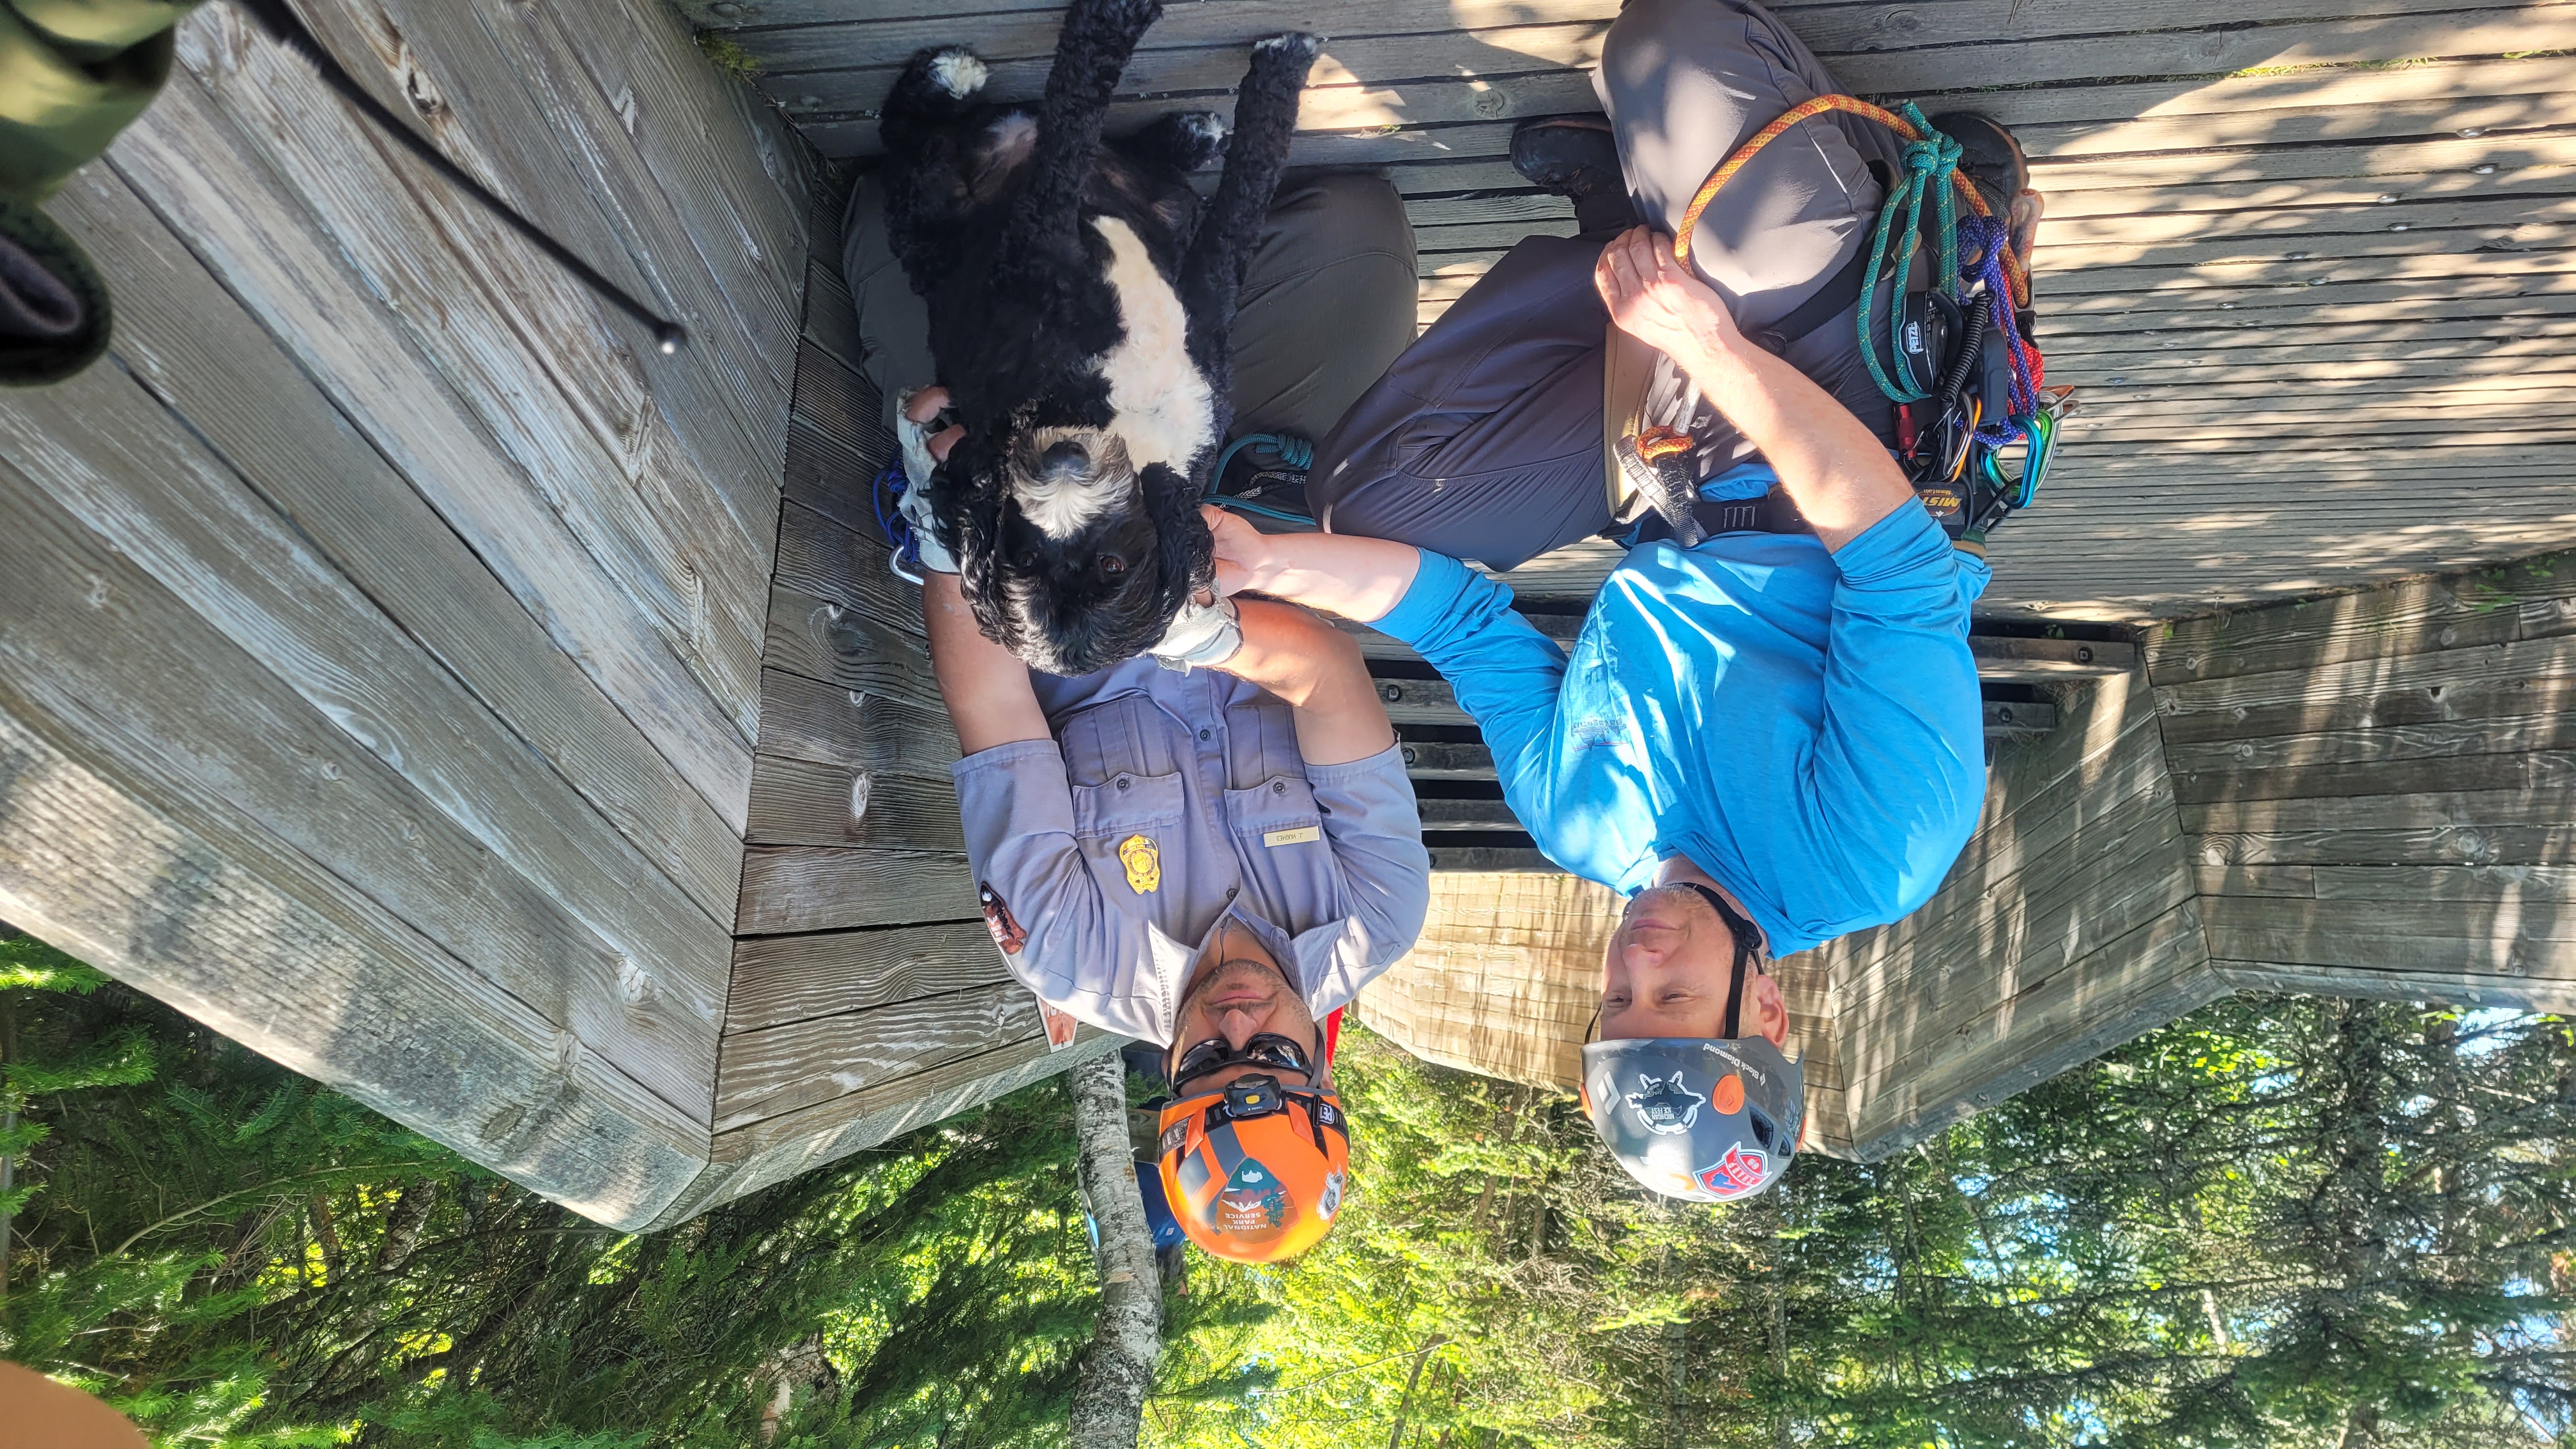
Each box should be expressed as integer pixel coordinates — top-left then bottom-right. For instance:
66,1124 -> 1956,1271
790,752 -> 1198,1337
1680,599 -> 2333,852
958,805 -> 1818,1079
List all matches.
1307,0 -> 1903,571
842,169 -> 1420,448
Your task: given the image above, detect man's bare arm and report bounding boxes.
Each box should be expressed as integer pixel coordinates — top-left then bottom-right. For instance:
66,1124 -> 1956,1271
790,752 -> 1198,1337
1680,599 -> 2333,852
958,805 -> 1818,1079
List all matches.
923,571 -> 1054,755
1218,599 -> 1397,766
1593,227 -> 1917,552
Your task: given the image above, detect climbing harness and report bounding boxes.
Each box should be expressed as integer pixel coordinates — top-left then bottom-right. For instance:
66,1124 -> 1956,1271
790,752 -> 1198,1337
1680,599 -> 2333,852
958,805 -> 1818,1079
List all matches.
1639,95 -> 2072,553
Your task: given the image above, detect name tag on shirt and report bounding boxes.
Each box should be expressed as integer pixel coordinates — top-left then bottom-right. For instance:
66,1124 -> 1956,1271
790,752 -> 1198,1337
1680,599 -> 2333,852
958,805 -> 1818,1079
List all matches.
1262,824 -> 1322,848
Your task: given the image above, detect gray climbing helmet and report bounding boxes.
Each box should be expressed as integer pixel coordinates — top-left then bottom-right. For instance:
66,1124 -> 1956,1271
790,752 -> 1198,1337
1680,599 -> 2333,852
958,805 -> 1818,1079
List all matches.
1580,1036 -> 1804,1202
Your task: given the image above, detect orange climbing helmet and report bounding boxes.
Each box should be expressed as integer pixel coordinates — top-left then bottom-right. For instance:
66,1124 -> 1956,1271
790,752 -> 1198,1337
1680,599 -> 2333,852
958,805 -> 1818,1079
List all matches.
1156,1074 -> 1350,1262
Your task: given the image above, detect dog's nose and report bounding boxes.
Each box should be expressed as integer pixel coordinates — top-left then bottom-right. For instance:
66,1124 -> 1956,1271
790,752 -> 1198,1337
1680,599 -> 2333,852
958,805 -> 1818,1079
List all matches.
1039,440 -> 1089,480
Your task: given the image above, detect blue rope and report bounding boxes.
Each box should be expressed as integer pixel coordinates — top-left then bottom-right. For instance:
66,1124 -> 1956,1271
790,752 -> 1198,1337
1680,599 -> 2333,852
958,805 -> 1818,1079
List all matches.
1960,213 -> 2039,447
1206,433 -> 1316,523
1858,103 -> 1963,404
870,461 -> 924,576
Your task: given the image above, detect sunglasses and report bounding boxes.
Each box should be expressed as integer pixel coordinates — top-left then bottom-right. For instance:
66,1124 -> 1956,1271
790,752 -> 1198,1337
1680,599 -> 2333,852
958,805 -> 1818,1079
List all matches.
1169,1031 -> 1319,1092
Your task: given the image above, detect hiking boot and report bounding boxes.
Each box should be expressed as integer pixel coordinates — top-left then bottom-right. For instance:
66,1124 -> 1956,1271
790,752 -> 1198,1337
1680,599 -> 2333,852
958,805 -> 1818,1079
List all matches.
1929,110 -> 2044,295
1510,115 -> 1638,233
1928,111 -> 2027,217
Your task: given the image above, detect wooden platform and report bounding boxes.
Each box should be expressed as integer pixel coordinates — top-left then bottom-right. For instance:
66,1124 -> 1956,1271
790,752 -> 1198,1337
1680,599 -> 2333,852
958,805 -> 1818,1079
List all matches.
694,0 -> 2576,621
0,0 -> 1116,1232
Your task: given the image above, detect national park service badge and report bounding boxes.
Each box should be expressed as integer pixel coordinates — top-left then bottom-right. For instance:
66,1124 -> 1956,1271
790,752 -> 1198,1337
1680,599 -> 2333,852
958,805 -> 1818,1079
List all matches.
1117,833 -> 1161,894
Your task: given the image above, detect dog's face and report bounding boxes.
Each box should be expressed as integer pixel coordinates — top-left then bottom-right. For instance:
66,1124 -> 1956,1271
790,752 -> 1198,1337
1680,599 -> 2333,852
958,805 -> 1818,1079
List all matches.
948,424 -> 1212,676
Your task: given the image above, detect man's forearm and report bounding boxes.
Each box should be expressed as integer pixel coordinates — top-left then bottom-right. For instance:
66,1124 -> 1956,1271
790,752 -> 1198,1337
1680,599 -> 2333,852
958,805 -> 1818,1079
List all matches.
1223,600 -> 1395,766
1678,334 -> 1918,552
1236,532 -> 1422,624
922,572 -> 1054,755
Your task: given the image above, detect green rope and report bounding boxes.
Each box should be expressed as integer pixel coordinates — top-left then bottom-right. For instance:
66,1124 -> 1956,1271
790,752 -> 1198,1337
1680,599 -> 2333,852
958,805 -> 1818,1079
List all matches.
1857,102 -> 1964,404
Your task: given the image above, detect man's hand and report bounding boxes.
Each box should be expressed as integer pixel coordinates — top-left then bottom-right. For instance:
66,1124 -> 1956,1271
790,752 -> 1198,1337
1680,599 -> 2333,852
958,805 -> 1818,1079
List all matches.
923,571 -> 1052,755
1204,505 -> 1275,597
905,385 -> 965,463
1198,504 -> 1420,624
1220,600 -> 1396,766
1592,227 -> 1917,553
1593,226 -> 1743,374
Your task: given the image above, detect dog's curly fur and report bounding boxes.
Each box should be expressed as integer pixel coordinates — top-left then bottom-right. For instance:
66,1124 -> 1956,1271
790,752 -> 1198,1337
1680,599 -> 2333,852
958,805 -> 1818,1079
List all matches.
879,0 -> 1321,676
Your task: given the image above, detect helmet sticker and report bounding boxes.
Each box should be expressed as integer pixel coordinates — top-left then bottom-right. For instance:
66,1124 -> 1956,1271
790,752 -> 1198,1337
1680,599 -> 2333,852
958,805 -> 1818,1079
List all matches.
1318,1169 -> 1344,1221
1696,1144 -> 1769,1199
977,883 -> 1026,956
1625,1073 -> 1703,1135
1159,1121 -> 1190,1158
1712,1073 -> 1745,1115
1214,1156 -> 1291,1240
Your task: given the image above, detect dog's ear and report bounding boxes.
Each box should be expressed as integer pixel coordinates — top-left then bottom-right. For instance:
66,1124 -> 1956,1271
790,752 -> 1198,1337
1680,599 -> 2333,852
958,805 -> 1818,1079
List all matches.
946,452 -> 1021,648
1140,463 -> 1216,618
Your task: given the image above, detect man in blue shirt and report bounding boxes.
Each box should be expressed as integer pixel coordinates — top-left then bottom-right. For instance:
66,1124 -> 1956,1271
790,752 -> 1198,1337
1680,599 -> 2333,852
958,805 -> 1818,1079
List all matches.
1199,0 -> 2011,1203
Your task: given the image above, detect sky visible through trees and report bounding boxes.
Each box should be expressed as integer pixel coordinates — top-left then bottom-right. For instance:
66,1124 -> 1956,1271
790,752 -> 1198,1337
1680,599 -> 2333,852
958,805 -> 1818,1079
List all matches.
1,925 -> 2568,1448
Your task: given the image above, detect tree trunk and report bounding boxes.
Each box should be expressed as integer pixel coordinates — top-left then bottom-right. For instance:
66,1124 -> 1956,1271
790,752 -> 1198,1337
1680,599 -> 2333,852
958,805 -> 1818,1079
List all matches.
1069,1055 -> 1160,1449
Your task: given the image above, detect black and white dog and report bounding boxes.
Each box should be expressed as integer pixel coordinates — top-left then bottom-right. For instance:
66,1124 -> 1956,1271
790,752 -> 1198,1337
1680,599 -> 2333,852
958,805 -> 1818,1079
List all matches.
878,0 -> 1320,675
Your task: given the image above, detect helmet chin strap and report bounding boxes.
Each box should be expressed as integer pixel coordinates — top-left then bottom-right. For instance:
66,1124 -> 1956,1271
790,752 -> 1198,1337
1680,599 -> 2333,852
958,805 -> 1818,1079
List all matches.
1670,882 -> 1759,1040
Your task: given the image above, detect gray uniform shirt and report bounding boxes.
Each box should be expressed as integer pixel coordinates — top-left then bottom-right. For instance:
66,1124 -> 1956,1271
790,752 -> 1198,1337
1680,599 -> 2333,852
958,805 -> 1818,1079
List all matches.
954,658 -> 1432,1046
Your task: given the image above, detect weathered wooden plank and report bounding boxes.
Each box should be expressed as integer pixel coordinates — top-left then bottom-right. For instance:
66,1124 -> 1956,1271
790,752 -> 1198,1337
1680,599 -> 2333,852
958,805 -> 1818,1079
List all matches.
746,749 -> 968,850
2306,862 -> 2576,903
169,10 -> 772,742
1830,782 -> 2196,1020
0,700 -> 712,1232
755,663 -> 954,776
764,583 -> 944,711
2211,958 -> 2576,1014
726,922 -> 1005,1034
783,415 -> 895,539
2189,824 -> 2576,868
2193,862 -> 2320,899
743,0 -> 2553,100
774,498 -> 929,638
714,980 -> 1045,1130
2147,554 -> 2576,684
735,845 -> 982,933
108,66 -> 755,830
700,1025 -> 1118,1173
2158,680 -> 2576,758
463,0 -> 804,487
527,0 -> 814,356
2198,896 -> 2576,977
2182,785 -> 2576,840
45,167 -> 744,921
295,0 -> 788,533
0,454 -> 726,1121
2172,749 -> 2576,807
2156,634 -> 2576,742
1418,797 -> 1523,829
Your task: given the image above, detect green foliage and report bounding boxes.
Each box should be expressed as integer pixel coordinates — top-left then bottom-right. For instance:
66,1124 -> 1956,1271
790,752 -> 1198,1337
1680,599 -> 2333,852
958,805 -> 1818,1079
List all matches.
0,928 -> 1107,1448
1148,1004 -> 2576,1449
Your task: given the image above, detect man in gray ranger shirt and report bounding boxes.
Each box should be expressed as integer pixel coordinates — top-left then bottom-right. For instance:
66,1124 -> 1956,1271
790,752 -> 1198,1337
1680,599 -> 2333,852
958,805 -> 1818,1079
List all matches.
852,171 -> 1434,1260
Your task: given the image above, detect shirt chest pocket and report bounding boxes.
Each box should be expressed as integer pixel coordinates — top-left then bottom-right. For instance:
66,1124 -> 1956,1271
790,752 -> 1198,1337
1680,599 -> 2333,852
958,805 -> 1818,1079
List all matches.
1070,769 -> 1187,841
1224,772 -> 1323,847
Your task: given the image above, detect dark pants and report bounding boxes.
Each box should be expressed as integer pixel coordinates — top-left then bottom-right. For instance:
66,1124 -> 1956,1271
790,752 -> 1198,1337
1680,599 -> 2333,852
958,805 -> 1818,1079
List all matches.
1307,0 -> 1903,572
843,169 -> 1420,449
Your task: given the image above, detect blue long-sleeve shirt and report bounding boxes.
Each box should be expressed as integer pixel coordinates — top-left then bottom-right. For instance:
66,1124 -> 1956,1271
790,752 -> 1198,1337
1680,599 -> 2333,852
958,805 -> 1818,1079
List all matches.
1373,502 -> 1990,956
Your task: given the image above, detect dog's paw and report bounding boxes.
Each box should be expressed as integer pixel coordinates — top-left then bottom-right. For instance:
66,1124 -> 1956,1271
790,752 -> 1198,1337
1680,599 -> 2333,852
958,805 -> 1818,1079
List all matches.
1252,31 -> 1325,68
926,47 -> 989,98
